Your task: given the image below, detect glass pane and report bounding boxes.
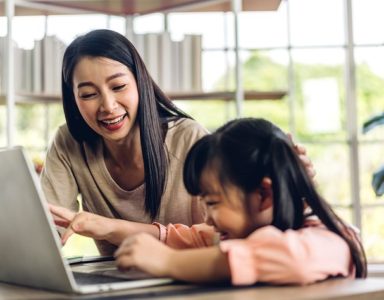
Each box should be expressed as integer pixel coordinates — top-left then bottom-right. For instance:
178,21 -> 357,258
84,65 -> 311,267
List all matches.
362,207 -> 384,262
353,0 -> 384,45
0,106 -> 5,147
47,14 -> 108,44
239,3 -> 288,48
108,16 -> 126,34
292,48 -> 346,141
289,0 -> 345,46
305,144 -> 351,206
333,207 -> 352,225
0,17 -> 6,35
174,100 -> 231,131
242,50 -> 288,90
355,47 -> 384,141
168,12 -> 230,49
14,104 -> 46,150
48,103 -> 65,142
13,16 -> 45,49
133,13 -> 164,34
360,144 -> 384,204
242,99 -> 290,132
208,49 -> 289,92
202,50 -> 232,91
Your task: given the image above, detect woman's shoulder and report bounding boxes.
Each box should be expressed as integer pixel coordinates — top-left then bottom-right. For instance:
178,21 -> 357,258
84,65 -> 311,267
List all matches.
51,124 -> 78,148
167,117 -> 208,139
165,117 -> 208,158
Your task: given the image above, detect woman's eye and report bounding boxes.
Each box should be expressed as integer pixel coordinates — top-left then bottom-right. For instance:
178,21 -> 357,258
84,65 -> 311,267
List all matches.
113,84 -> 126,91
205,200 -> 218,207
80,93 -> 96,99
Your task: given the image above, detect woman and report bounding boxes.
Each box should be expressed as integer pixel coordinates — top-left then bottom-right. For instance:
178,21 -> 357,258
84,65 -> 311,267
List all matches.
42,29 -> 207,255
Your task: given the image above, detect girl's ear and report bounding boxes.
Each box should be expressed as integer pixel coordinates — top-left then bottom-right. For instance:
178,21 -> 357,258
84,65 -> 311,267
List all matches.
248,177 -> 274,228
258,177 -> 273,212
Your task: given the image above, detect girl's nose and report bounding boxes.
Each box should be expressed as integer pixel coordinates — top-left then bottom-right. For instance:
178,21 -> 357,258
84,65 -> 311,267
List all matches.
100,92 -> 118,113
204,214 -> 214,226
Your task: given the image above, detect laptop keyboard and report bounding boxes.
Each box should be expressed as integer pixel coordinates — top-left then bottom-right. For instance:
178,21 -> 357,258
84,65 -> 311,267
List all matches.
73,272 -> 128,285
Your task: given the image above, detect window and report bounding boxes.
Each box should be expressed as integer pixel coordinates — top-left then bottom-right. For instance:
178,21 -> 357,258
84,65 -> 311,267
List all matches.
1,0 -> 383,261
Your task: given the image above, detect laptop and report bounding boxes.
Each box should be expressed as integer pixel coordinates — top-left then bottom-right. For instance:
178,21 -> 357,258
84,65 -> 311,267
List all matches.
0,147 -> 173,294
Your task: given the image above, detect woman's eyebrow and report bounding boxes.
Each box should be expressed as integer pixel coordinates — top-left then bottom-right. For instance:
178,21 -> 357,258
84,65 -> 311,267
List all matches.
77,73 -> 128,89
106,72 -> 128,82
77,81 -> 94,89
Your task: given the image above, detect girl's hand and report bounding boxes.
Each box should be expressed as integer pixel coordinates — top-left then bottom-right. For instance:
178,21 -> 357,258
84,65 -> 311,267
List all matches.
287,134 -> 316,179
115,233 -> 173,277
49,204 -> 116,245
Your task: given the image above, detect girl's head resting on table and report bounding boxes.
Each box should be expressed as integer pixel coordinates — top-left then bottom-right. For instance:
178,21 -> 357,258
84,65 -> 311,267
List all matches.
183,117 -> 367,278
60,29 -> 190,219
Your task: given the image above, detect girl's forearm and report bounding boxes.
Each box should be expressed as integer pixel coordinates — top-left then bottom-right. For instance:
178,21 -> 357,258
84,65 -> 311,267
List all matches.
167,246 -> 231,283
106,220 -> 159,245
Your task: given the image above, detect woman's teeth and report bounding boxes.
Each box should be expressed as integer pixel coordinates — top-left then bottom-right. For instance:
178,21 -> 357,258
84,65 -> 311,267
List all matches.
101,114 -> 126,125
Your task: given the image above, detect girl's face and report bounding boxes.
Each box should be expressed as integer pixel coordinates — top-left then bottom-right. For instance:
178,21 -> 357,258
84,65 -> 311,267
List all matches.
200,167 -> 273,241
72,56 -> 139,143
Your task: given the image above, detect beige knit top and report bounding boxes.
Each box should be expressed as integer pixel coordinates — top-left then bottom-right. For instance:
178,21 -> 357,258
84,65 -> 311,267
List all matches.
41,118 -> 208,254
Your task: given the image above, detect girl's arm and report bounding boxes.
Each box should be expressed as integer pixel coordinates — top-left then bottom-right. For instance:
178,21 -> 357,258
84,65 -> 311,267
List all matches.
115,233 -> 231,282
115,225 -> 353,286
219,225 -> 353,285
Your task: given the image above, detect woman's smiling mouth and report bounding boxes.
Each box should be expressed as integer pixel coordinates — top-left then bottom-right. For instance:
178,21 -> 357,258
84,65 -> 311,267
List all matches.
99,113 -> 127,131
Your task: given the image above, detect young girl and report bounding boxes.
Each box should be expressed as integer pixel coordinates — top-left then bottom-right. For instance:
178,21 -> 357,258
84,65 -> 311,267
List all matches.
114,118 -> 367,285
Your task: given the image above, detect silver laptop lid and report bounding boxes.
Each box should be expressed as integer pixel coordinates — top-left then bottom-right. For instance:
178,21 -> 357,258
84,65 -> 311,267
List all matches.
0,147 -> 76,293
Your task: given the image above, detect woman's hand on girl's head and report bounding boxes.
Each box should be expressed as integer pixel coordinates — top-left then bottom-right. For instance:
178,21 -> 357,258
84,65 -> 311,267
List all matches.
115,233 -> 173,277
287,133 -> 316,179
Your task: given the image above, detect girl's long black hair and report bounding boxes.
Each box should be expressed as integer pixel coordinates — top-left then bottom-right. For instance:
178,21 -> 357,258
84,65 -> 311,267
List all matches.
62,29 -> 191,219
183,117 -> 367,278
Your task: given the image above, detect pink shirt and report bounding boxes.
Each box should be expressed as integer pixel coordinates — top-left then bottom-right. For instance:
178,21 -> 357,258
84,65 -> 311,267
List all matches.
155,219 -> 355,285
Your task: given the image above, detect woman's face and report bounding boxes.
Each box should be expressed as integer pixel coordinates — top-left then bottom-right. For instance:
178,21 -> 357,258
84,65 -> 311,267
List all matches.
72,56 -> 139,142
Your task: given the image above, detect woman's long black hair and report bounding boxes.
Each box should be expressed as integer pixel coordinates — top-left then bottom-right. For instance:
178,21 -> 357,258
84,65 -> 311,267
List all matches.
62,29 -> 190,219
183,117 -> 367,278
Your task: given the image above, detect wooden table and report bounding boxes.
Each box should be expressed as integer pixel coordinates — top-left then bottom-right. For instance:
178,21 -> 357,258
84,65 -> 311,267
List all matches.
1,278 -> 384,300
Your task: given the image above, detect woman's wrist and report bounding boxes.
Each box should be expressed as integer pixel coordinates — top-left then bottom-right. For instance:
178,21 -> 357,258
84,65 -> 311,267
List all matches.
106,220 -> 160,245
105,219 -> 133,245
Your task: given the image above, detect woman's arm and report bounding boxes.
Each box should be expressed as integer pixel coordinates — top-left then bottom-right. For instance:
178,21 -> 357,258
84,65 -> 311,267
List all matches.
41,126 -> 81,211
49,204 -> 159,245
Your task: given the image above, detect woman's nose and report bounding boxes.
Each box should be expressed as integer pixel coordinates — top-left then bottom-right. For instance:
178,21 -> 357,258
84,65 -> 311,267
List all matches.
100,92 -> 118,113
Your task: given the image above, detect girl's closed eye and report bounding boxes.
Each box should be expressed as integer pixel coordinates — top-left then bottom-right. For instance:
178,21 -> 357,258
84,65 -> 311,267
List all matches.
202,196 -> 221,207
205,200 -> 219,207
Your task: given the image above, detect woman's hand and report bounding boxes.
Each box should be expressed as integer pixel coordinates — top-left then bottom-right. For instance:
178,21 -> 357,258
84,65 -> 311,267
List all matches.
49,204 -> 117,245
288,134 -> 316,179
115,233 -> 173,277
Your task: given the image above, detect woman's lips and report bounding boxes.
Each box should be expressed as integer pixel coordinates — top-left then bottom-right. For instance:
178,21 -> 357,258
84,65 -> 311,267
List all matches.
99,113 -> 127,131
